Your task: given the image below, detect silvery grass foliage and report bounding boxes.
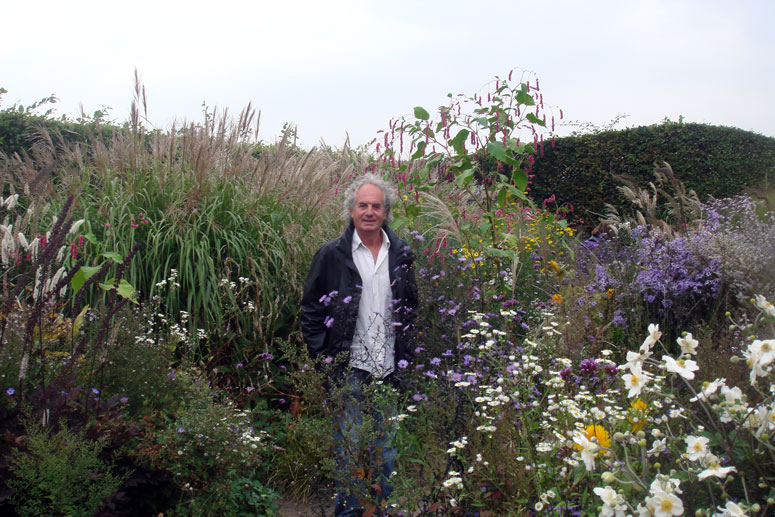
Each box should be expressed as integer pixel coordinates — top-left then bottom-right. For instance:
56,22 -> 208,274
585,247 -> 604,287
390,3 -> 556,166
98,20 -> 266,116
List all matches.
1,73 -> 368,375
384,296 -> 775,515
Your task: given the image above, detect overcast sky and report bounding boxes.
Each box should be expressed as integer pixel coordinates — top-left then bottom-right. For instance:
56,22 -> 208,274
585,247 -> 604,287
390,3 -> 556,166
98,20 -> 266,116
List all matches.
2,0 -> 773,149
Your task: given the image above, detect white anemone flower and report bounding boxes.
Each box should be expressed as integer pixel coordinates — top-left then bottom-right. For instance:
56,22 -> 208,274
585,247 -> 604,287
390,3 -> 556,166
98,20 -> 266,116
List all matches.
676,332 -> 699,356
662,355 -> 698,380
698,455 -> 736,481
646,490 -> 684,516
754,294 -> 775,318
643,323 -> 662,349
647,438 -> 667,457
593,486 -> 626,517
746,339 -> 775,368
690,378 -> 726,402
714,501 -> 747,516
572,430 -> 599,471
684,435 -> 710,461
622,363 -> 650,398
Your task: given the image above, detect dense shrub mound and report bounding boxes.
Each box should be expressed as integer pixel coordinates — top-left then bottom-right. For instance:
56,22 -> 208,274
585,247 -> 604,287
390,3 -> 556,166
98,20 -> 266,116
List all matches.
529,122 -> 775,225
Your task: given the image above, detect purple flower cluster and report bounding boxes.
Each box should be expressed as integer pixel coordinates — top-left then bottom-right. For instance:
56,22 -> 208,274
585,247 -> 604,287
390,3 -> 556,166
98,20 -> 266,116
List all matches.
632,230 -> 721,312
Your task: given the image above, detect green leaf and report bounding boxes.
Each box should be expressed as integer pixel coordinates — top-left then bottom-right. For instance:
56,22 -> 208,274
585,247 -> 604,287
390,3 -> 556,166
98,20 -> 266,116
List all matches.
507,184 -> 529,203
484,247 -> 515,259
71,265 -> 102,294
411,141 -> 426,160
455,169 -> 475,187
102,251 -> 123,263
497,187 -> 508,207
405,204 -> 421,218
413,106 -> 430,120
99,278 -> 138,304
516,89 -> 535,106
487,141 -> 507,162
526,113 -> 546,127
450,129 -> 469,156
82,232 -> 98,245
511,167 -> 528,192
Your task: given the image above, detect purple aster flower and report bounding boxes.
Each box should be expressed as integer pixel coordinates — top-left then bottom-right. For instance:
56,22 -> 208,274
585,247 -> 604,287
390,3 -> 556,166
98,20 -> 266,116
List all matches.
120,396 -> 129,404
177,427 -> 186,433
236,363 -> 243,369
397,359 -> 408,369
579,359 -> 599,376
5,387 -> 14,396
343,295 -> 352,304
324,316 -> 334,328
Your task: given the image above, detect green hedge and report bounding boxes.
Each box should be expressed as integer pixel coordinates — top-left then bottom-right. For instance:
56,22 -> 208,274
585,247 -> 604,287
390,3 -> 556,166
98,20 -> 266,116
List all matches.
528,122 -> 775,226
0,110 -> 115,159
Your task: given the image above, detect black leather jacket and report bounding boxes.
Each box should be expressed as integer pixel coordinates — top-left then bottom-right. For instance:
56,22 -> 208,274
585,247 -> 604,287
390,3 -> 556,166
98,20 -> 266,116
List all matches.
300,221 -> 418,369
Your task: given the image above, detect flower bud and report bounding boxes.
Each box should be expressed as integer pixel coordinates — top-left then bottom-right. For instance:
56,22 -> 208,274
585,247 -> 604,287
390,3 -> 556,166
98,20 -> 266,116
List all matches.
695,510 -> 704,517
613,432 -> 624,441
751,503 -> 761,513
601,471 -> 616,484
760,433 -> 770,441
638,439 -> 647,447
654,462 -> 661,469
767,497 -> 774,505
636,431 -> 646,439
730,356 -> 740,363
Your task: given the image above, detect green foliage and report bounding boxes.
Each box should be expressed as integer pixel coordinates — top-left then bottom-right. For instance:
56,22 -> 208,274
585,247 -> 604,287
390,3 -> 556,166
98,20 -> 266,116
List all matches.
0,94 -> 115,163
132,369 -> 279,515
529,121 -> 775,227
8,420 -> 125,517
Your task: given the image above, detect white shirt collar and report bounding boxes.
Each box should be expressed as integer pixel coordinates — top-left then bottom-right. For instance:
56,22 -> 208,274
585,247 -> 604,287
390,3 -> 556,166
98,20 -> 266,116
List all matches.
352,228 -> 390,253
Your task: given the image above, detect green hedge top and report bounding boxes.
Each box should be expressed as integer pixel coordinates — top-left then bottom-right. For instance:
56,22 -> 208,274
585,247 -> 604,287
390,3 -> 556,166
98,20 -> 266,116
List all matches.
528,122 -> 775,226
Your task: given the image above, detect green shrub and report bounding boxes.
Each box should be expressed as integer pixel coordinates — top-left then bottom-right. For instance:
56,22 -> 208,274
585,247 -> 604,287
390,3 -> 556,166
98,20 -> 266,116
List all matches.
529,121 -> 775,227
8,420 -> 125,517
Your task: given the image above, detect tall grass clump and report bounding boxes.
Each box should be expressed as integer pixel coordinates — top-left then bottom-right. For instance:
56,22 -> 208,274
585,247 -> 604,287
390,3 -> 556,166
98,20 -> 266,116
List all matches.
0,75 -> 367,393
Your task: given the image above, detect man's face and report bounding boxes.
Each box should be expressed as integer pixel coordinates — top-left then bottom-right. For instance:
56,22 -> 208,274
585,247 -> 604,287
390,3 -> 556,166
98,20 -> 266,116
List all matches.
350,183 -> 386,237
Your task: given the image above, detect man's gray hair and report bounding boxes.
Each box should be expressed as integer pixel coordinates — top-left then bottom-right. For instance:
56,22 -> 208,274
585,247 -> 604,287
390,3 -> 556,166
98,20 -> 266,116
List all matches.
342,173 -> 397,224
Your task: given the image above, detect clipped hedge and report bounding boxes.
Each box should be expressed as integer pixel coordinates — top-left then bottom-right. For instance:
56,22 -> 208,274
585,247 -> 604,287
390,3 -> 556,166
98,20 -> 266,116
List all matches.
529,122 -> 775,226
0,110 -> 115,159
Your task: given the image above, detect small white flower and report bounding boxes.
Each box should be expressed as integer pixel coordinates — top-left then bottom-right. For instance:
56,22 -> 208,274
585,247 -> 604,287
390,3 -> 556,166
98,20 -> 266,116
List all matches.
690,378 -> 726,402
676,333 -> 699,356
684,436 -> 710,461
572,430 -> 599,471
698,456 -> 736,481
714,501 -> 747,516
755,294 -> 775,318
662,355 -> 698,380
594,486 -> 626,516
643,323 -> 662,349
647,437 -> 667,457
622,363 -> 650,398
646,489 -> 683,516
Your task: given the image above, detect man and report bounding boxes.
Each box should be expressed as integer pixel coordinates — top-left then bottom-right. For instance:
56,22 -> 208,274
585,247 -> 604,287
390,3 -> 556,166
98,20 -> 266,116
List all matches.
301,174 -> 418,516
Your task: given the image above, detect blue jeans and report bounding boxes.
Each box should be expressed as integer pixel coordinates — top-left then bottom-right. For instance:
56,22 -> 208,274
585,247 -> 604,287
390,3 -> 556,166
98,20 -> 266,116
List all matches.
333,369 -> 396,517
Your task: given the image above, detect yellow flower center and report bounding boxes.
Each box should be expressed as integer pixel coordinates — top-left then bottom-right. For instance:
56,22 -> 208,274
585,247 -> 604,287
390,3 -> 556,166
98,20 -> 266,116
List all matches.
661,499 -> 674,511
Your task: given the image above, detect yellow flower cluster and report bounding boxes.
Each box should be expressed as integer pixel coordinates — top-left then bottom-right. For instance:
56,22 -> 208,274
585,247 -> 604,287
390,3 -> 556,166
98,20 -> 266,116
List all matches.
518,217 -> 575,253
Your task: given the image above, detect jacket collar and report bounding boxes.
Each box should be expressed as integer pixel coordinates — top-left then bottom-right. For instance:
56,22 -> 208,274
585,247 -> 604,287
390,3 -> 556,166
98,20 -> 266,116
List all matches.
336,220 -> 414,264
